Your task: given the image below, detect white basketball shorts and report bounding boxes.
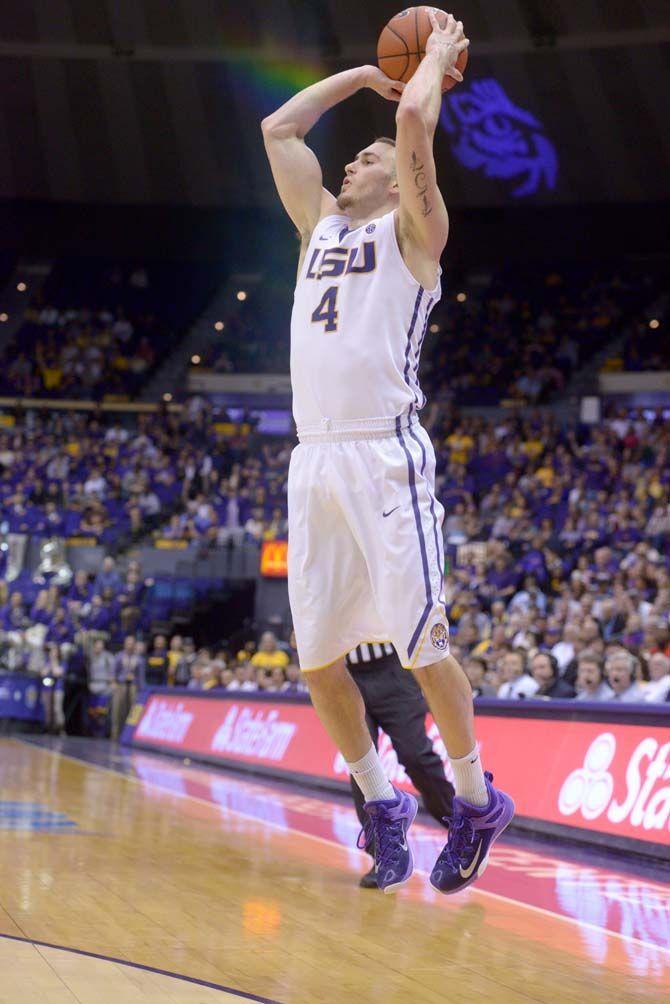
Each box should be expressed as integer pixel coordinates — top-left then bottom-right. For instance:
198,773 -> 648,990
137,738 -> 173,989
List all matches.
287,417 -> 449,671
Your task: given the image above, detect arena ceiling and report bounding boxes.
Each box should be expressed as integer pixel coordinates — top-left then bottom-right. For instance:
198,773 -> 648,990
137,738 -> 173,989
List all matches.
0,1 -> 668,209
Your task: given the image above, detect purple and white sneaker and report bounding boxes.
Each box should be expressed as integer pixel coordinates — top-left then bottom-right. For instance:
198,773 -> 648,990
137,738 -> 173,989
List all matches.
430,772 -> 514,895
357,786 -> 418,894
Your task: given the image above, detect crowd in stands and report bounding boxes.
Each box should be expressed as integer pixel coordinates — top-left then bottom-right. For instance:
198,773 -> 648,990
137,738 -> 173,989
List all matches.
0,610 -> 308,736
199,264 -> 664,403
4,600 -> 667,743
0,387 -> 668,732
0,399 -> 294,550
0,259 -> 221,399
428,403 -> 669,702
0,410 -> 184,547
1,524 -> 668,740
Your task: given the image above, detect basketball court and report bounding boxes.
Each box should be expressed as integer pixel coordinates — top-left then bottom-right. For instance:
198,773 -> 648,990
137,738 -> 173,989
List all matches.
0,736 -> 666,1003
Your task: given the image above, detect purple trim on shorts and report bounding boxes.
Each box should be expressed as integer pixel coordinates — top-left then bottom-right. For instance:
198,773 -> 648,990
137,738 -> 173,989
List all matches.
402,287 -> 424,389
0,932 -> 283,1003
395,417 -> 433,659
407,424 -> 446,618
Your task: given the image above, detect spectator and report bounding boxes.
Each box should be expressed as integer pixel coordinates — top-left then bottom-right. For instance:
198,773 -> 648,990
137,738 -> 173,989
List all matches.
529,653 -> 576,700
167,635 -> 185,685
220,667 -> 236,689
463,656 -> 496,698
112,636 -> 145,740
94,556 -> 123,596
596,598 -> 627,642
605,650 -> 646,702
88,638 -> 115,697
509,575 -> 547,615
80,594 -> 112,635
41,642 -> 66,733
250,632 -> 290,672
268,666 -> 287,691
1,591 -> 28,632
146,634 -> 169,686
244,507 -> 266,543
281,663 -> 308,693
198,662 -> 221,691
228,663 -> 257,692
497,650 -> 540,699
68,569 -> 93,608
179,637 -> 198,683
575,652 -> 614,702
62,641 -> 88,736
550,617 -> 580,665
46,607 -> 73,646
644,653 -> 670,703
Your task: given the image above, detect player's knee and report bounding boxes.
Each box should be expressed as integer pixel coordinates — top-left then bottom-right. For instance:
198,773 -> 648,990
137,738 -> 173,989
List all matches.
303,657 -> 348,692
413,653 -> 461,683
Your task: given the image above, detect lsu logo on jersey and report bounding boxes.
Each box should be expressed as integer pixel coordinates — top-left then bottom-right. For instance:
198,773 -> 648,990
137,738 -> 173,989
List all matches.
306,238 -> 377,333
304,242 -> 376,281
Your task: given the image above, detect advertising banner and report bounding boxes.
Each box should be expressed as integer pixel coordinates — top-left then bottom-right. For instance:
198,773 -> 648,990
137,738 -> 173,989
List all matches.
0,674 -> 44,722
126,692 -> 670,851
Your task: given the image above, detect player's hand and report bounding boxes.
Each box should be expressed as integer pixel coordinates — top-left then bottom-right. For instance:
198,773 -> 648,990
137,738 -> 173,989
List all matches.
425,11 -> 469,82
364,65 -> 406,102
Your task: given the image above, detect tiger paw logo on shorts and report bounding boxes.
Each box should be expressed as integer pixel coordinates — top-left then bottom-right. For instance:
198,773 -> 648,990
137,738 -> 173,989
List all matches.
430,623 -> 449,651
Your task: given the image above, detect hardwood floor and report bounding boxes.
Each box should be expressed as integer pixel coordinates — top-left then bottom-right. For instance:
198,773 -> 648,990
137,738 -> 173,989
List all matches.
0,738 -> 666,1003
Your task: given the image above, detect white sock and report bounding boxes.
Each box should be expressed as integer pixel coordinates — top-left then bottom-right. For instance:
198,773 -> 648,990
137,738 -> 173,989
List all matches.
449,746 -> 489,807
347,744 -> 396,803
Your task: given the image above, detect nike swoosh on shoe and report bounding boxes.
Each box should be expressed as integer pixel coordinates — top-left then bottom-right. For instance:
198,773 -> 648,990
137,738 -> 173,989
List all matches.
459,839 -> 483,880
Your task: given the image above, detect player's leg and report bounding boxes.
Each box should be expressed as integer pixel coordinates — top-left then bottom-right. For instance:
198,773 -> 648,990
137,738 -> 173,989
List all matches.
350,702 -> 379,830
413,653 -> 479,766
411,653 -> 513,892
346,692 -> 379,887
304,656 -> 373,763
304,657 -> 417,893
288,440 -> 416,892
369,425 -> 514,893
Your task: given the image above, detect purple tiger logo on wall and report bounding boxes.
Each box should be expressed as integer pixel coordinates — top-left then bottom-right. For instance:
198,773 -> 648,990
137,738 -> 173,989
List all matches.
440,78 -> 558,198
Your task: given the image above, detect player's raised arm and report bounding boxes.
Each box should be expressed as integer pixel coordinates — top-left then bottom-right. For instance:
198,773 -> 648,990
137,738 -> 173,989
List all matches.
395,12 -> 469,261
261,67 -> 404,240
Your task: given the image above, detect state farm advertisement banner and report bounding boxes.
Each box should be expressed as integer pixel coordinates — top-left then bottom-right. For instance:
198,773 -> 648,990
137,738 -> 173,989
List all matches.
129,693 -> 670,848
134,696 -> 336,778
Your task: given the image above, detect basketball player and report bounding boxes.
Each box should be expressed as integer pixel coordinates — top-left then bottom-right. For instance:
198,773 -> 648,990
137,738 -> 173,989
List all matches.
262,11 -> 514,893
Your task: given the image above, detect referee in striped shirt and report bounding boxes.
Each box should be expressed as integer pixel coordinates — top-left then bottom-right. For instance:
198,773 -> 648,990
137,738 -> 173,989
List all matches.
347,642 -> 454,888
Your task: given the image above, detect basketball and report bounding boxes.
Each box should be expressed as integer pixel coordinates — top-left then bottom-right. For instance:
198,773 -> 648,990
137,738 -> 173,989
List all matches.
377,6 -> 468,92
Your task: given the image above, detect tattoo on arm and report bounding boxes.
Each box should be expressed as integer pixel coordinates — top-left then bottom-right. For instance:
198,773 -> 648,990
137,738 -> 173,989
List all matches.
410,151 -> 432,217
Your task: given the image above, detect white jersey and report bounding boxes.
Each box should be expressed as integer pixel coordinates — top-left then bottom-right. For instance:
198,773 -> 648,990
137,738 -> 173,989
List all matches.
290,210 -> 441,434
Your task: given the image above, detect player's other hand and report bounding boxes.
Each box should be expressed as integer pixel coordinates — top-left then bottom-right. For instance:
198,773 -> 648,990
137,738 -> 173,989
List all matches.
426,11 -> 469,82
364,65 -> 406,102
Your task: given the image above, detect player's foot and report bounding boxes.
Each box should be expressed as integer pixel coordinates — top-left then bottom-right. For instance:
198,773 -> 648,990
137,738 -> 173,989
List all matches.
357,786 -> 418,894
430,772 -> 514,895
359,862 -> 378,889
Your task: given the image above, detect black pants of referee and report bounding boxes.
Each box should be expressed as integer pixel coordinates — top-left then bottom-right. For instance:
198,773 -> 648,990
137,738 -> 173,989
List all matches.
349,651 -> 454,851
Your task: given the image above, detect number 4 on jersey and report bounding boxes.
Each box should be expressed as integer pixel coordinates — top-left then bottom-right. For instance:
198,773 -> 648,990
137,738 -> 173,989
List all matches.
311,286 -> 339,332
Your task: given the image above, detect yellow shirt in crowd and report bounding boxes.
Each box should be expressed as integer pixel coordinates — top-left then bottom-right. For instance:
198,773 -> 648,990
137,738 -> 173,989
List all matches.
446,433 -> 474,465
250,650 -> 289,670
